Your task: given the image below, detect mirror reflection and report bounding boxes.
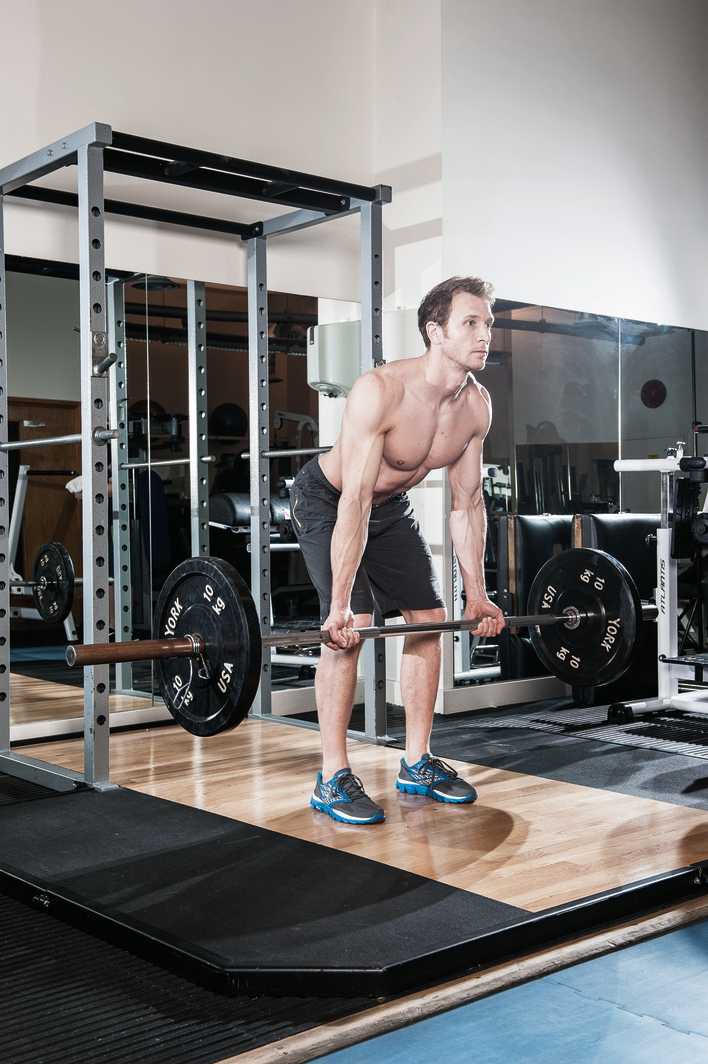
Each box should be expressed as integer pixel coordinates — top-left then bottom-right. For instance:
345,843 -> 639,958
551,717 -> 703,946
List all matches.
117,275 -> 320,701
453,302 -> 708,690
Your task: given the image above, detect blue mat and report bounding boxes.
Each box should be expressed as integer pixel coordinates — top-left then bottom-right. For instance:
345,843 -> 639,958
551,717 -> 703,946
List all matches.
320,920 -> 708,1063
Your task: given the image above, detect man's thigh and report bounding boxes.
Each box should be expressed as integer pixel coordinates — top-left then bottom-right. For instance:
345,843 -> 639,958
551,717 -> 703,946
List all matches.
290,476 -> 374,621
363,497 -> 444,618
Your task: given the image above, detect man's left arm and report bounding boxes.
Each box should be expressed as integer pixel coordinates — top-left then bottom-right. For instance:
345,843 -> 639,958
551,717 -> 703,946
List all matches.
448,419 -> 505,637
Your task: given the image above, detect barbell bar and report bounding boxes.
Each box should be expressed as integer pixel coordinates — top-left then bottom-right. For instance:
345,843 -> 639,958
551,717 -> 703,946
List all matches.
67,609 -> 574,668
64,548 -> 657,738
11,576 -> 113,590
12,579 -> 60,591
268,611 -> 580,646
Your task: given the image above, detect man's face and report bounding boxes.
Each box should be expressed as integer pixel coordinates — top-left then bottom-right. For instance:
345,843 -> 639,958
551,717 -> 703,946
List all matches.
435,292 -> 494,371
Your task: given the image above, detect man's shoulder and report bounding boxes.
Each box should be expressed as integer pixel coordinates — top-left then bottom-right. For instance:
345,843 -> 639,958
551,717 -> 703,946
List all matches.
363,362 -> 407,400
347,367 -> 400,427
461,377 -> 492,437
375,357 -> 418,377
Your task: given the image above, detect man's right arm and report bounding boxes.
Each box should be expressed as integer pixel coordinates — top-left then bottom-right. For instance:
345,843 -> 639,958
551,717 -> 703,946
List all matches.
325,373 -> 388,644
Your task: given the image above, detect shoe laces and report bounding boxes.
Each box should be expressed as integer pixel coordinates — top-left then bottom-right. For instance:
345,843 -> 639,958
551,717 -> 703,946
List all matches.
418,756 -> 458,783
336,772 -> 367,800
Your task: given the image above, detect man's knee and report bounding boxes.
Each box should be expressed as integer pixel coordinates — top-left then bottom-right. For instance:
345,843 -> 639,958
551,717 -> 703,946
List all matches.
400,606 -> 447,650
401,606 -> 448,626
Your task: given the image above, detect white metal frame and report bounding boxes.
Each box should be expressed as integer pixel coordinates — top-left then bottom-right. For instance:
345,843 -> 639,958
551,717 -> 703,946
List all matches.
612,455 -> 708,715
0,124 -> 113,791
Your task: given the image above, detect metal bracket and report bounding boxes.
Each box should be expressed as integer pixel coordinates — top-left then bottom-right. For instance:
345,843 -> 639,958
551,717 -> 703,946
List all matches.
95,351 -> 117,375
91,330 -> 108,372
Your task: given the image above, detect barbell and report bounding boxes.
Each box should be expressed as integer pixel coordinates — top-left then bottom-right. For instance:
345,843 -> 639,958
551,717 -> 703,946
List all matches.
13,542 -> 118,624
65,548 -> 658,737
10,542 -> 76,623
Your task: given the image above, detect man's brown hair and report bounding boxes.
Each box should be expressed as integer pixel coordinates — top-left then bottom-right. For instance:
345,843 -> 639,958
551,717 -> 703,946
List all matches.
417,276 -> 495,348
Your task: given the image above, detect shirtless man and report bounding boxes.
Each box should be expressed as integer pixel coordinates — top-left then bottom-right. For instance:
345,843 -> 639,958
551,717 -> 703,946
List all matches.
289,276 -> 505,824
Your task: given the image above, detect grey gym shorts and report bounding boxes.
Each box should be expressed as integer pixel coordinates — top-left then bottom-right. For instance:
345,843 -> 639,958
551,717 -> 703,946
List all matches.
289,457 -> 444,621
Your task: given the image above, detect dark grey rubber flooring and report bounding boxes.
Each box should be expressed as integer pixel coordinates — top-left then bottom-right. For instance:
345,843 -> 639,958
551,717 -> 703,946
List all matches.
298,699 -> 708,811
0,890 -> 370,1064
424,699 -> 708,811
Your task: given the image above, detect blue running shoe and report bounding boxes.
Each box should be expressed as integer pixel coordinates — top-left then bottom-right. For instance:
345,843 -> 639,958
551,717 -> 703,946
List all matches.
310,769 -> 385,825
396,754 -> 477,804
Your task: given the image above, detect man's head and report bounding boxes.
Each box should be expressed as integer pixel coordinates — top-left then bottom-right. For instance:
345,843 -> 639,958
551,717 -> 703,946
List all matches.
417,277 -> 495,346
415,276 -> 491,368
418,276 -> 495,372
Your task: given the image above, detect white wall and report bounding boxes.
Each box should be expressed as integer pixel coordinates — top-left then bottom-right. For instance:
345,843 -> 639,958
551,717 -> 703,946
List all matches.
0,0 -> 376,300
373,0 -> 443,313
443,0 -> 708,330
1,0 -> 443,408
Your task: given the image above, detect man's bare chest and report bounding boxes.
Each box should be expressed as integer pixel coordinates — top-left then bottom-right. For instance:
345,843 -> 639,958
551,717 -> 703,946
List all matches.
381,402 -> 473,473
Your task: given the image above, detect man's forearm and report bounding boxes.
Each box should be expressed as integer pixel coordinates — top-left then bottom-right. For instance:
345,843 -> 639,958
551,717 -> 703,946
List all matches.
449,500 -> 487,600
330,495 -> 371,608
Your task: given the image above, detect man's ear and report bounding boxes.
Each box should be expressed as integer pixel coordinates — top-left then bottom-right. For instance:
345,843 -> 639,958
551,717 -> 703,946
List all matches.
427,320 -> 441,346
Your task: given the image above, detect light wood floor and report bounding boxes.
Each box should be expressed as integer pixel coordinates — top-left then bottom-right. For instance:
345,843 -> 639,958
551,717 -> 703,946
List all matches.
24,715 -> 708,912
10,673 -> 152,724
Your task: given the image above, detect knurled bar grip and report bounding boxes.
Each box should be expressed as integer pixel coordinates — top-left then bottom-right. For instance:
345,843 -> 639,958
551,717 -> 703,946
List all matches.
66,635 -> 205,667
263,612 -> 567,648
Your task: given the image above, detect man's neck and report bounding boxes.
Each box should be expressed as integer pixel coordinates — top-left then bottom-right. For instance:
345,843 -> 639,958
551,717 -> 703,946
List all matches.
419,349 -> 472,400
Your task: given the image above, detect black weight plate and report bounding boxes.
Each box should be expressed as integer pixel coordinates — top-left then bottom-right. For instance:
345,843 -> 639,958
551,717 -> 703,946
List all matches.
32,541 -> 75,624
527,548 -> 642,687
155,556 -> 262,737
